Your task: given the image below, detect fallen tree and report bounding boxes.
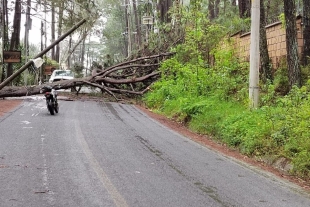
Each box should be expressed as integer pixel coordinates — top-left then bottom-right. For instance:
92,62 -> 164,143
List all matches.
0,19 -> 87,91
0,52 -> 175,100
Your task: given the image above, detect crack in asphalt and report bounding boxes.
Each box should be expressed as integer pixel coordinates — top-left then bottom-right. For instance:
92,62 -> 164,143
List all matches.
135,135 -> 234,207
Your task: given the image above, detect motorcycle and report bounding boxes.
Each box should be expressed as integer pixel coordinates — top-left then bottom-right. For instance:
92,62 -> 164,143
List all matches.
41,86 -> 59,115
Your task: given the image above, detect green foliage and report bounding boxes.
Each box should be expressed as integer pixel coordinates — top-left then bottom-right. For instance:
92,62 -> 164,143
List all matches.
143,20 -> 310,178
216,15 -> 251,35
301,64 -> 310,86
173,5 -> 227,64
45,57 -> 60,68
100,6 -> 127,59
10,62 -> 24,86
279,13 -> 286,28
73,63 -> 84,78
141,0 -> 310,179
273,60 -> 290,95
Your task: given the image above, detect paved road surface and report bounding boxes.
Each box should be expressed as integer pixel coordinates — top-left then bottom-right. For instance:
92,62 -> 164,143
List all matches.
0,97 -> 310,207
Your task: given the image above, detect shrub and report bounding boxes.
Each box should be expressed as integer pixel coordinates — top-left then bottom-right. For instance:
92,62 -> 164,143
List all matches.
143,11 -> 310,178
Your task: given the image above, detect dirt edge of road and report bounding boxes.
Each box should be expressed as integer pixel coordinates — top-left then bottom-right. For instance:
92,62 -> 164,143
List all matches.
0,99 -> 23,117
136,105 -> 310,193
1,97 -> 309,192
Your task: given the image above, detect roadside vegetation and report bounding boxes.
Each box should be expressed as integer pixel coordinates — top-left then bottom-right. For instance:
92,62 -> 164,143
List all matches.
143,9 -> 310,180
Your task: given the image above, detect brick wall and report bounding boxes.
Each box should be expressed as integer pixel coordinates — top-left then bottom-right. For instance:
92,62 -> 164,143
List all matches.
230,17 -> 303,69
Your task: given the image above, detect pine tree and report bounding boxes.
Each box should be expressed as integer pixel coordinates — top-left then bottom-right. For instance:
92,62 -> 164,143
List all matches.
284,0 -> 301,88
302,0 -> 310,65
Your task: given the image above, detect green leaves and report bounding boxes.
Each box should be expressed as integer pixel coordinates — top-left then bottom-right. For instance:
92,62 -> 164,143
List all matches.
144,43 -> 310,178
142,2 -> 310,178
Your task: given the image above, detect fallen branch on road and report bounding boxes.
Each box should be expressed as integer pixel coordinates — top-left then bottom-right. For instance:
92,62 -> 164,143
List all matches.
0,52 -> 175,100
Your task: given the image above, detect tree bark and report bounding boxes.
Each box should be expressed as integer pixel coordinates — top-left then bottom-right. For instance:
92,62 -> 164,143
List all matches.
51,1 -> 56,60
56,1 -> 64,63
158,0 -> 172,23
67,35 -> 72,69
125,0 -> 132,57
1,0 -> 9,82
284,0 -> 301,88
214,0 -> 220,18
239,0 -> 251,18
302,0 -> 310,65
64,32 -> 88,65
0,53 -> 175,99
24,0 -> 31,62
0,19 -> 87,90
132,0 -> 141,49
208,0 -> 215,20
259,0 -> 272,82
81,32 -> 86,66
7,0 -> 22,79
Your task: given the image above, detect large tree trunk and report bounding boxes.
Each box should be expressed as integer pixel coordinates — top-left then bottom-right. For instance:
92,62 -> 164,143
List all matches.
214,0 -> 220,18
239,0 -> 251,18
208,0 -> 215,20
1,0 -> 9,82
7,0 -> 22,80
259,0 -> 272,82
56,2 -> 64,63
132,0 -> 141,50
265,0 -> 285,24
51,1 -> 56,60
81,34 -> 86,66
0,53 -> 174,100
24,0 -> 31,61
64,32 -> 88,65
158,0 -> 172,23
0,19 -> 87,90
67,35 -> 72,69
302,0 -> 310,65
284,0 -> 301,88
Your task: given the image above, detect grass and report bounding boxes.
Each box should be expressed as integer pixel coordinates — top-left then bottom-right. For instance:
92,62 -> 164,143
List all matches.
143,59 -> 310,179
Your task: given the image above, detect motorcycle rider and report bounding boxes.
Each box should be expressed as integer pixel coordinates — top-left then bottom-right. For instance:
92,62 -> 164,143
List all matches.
41,85 -> 59,114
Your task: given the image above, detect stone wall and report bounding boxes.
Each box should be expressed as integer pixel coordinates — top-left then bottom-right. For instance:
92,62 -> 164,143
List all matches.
230,17 -> 303,69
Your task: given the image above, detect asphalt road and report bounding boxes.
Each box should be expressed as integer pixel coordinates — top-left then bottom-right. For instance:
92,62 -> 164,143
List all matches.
0,97 -> 310,207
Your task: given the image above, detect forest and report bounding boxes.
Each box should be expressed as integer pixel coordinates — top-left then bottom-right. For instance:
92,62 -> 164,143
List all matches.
1,0 -> 310,181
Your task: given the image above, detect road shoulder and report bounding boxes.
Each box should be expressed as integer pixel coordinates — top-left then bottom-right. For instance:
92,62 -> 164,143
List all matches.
0,99 -> 23,117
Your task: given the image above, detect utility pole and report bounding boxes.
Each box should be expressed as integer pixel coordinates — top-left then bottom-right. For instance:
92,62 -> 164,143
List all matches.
249,0 -> 260,109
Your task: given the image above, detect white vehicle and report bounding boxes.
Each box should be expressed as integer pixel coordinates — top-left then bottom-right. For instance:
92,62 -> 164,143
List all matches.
49,70 -> 74,83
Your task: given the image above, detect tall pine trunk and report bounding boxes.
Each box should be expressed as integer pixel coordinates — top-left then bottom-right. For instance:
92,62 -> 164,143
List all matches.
1,0 -> 9,82
132,0 -> 141,50
81,31 -> 86,67
67,35 -> 72,69
7,0 -> 22,80
158,0 -> 172,23
51,1 -> 56,60
259,0 -> 272,82
208,0 -> 215,20
56,2 -> 64,63
283,0 -> 301,88
214,0 -> 220,18
302,0 -> 310,65
239,0 -> 251,18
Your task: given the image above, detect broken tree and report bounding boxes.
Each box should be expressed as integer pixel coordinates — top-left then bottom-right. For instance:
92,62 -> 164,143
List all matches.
0,19 -> 87,91
0,52 -> 175,100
